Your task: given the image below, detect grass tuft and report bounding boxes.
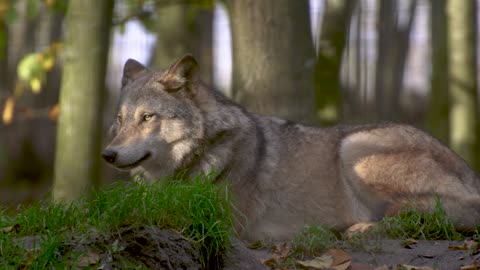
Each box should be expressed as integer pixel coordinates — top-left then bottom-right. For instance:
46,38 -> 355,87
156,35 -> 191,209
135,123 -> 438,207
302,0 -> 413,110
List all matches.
380,195 -> 463,240
0,173 -> 233,268
291,225 -> 338,258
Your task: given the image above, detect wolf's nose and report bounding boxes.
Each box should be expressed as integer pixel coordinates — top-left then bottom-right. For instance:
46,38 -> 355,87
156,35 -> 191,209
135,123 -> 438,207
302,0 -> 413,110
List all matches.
102,149 -> 117,164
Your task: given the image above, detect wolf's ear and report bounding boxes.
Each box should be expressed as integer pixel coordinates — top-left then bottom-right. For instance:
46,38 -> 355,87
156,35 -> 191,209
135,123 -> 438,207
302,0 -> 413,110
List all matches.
161,54 -> 198,92
122,59 -> 147,87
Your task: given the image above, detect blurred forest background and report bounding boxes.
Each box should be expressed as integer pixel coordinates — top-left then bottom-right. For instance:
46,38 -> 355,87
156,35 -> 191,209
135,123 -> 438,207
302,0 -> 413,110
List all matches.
0,0 -> 478,205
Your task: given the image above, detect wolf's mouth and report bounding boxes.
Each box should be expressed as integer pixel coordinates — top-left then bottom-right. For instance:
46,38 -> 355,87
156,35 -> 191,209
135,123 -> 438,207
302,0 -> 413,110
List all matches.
117,152 -> 152,169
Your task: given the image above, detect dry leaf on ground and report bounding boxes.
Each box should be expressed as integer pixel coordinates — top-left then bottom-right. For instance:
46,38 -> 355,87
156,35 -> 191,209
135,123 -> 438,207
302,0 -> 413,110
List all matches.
2,223 -> 20,233
297,254 -> 334,269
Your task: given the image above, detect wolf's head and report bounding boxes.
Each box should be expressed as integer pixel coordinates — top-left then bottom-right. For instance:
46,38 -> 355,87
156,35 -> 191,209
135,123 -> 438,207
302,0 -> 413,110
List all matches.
102,54 -> 205,179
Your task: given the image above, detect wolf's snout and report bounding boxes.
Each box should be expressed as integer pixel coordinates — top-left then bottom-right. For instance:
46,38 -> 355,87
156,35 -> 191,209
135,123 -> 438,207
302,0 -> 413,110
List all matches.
102,149 -> 117,164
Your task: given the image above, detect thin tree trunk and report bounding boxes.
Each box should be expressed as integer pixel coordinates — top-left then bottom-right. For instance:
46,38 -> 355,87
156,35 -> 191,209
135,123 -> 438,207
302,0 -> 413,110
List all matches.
53,0 -> 114,201
447,0 -> 480,170
316,0 -> 355,124
152,2 -> 213,85
227,0 -> 316,123
375,0 -> 417,121
426,0 -> 449,144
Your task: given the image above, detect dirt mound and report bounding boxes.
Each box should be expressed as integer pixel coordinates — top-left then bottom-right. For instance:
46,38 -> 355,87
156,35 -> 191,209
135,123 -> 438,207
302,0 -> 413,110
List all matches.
104,225 -> 203,269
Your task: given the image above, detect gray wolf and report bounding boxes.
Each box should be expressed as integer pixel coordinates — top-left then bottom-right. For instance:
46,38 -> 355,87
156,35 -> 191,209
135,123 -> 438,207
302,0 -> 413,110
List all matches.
102,54 -> 480,242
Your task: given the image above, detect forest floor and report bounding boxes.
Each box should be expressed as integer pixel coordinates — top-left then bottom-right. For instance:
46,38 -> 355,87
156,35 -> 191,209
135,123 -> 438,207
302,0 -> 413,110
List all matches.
1,179 -> 480,269
245,238 -> 480,270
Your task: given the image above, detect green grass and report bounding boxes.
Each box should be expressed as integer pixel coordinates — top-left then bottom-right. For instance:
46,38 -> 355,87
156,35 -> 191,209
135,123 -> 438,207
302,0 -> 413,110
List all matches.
0,174 -> 234,269
289,196 -> 471,258
381,196 -> 463,240
291,225 -> 338,259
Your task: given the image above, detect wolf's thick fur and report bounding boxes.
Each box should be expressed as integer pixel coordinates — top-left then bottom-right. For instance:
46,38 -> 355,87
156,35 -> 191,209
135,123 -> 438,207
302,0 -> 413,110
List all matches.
103,54 -> 480,241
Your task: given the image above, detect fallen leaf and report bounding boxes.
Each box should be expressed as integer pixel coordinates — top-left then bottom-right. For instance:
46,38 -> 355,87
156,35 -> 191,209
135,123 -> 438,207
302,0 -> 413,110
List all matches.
324,248 -> 351,266
334,260 -> 351,270
297,254 -> 333,269
448,243 -> 468,251
77,249 -> 101,267
2,223 -> 20,233
402,264 -> 437,270
402,238 -> 418,249
262,257 -> 277,269
271,242 -> 290,260
465,239 -> 479,251
461,261 -> 480,270
345,222 -> 377,238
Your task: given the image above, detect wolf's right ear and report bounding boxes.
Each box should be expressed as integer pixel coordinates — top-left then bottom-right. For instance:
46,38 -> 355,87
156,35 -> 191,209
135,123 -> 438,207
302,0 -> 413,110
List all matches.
122,59 -> 147,87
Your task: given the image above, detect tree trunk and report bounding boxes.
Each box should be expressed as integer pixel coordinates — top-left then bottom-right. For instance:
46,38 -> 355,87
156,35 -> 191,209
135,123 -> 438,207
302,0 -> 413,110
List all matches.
315,0 -> 355,124
374,0 -> 417,121
426,0 -> 449,144
227,0 -> 316,123
53,0 -> 114,201
151,2 -> 213,85
447,0 -> 480,170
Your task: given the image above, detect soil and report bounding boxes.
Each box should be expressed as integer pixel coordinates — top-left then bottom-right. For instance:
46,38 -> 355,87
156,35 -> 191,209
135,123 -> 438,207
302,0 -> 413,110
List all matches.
13,225 -> 480,269
248,238 -> 480,270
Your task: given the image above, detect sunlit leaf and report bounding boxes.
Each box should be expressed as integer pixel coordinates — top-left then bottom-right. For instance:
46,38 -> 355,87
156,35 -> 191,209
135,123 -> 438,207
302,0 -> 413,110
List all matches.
17,54 -> 41,80
30,77 -> 41,93
2,97 -> 14,125
41,54 -> 55,70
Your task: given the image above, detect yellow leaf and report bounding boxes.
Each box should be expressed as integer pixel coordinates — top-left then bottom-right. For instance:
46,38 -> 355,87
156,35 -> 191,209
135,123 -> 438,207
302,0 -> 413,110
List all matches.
41,55 -> 54,70
30,78 -> 41,93
2,97 -> 14,125
297,255 -> 333,269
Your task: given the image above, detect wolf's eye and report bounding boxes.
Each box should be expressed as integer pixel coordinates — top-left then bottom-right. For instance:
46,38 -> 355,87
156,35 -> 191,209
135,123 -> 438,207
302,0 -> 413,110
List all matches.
117,114 -> 123,123
142,113 -> 153,122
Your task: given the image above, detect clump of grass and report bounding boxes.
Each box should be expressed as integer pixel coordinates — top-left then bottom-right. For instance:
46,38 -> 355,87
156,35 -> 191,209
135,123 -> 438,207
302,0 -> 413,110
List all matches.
291,225 -> 338,258
380,196 -> 463,240
0,173 -> 233,268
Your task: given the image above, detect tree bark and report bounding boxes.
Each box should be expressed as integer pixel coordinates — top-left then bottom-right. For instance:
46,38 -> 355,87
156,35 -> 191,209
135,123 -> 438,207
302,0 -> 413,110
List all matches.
227,0 -> 317,123
315,0 -> 355,124
151,2 -> 213,85
426,0 -> 449,144
447,0 -> 480,170
374,0 -> 417,121
53,0 -> 114,201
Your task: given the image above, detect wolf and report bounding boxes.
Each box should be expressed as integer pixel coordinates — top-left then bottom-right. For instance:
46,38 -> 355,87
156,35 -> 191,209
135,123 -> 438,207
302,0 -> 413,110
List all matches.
102,54 -> 480,242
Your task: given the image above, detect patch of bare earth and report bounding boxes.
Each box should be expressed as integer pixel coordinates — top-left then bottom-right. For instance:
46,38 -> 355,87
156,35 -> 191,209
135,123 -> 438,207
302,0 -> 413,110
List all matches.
249,239 -> 480,270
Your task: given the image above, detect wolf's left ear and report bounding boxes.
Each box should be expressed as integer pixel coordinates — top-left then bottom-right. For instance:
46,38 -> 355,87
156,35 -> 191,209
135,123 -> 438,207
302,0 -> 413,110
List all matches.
164,54 -> 198,87
122,59 -> 147,87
